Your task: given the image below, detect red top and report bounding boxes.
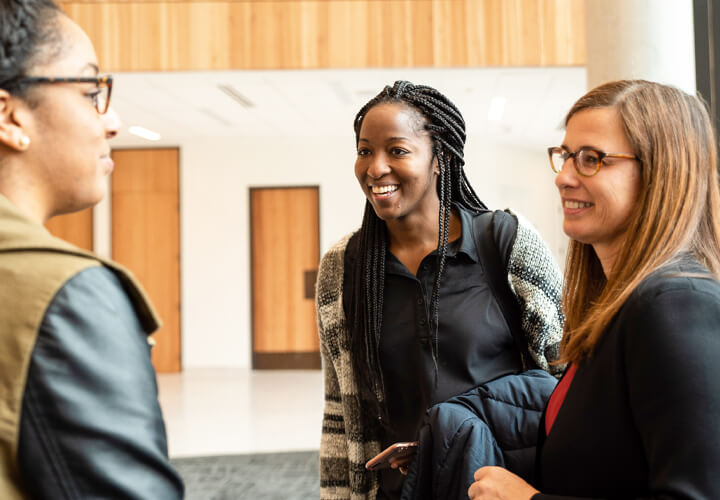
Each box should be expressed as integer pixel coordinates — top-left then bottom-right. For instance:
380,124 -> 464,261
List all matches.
545,363 -> 578,435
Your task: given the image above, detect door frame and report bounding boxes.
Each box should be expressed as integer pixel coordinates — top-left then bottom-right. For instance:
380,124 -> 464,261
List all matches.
249,185 -> 321,369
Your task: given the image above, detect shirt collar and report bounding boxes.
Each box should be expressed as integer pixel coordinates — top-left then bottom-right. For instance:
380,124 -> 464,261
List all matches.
446,204 -> 480,263
360,204 -> 482,268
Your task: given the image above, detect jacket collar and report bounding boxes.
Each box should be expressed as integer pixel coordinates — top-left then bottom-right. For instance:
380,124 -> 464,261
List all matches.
0,194 -> 86,255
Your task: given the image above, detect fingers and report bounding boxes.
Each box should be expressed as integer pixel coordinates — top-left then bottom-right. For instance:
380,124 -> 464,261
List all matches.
474,465 -> 492,481
389,455 -> 414,467
468,466 -> 539,500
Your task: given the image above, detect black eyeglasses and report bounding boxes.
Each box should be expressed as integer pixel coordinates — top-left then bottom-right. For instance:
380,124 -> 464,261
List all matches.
547,146 -> 639,177
17,74 -> 113,114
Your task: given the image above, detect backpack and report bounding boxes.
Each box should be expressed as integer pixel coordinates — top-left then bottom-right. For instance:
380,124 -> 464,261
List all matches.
471,209 -> 537,370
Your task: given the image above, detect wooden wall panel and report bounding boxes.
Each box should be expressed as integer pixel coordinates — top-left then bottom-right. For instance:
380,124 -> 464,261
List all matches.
60,0 -> 586,72
112,148 -> 181,373
45,208 -> 93,251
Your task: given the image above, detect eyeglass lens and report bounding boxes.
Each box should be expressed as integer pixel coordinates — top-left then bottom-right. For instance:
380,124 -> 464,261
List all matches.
95,85 -> 109,114
550,148 -> 601,176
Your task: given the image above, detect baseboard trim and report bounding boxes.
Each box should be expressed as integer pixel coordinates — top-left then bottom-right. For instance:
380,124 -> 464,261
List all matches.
253,351 -> 321,370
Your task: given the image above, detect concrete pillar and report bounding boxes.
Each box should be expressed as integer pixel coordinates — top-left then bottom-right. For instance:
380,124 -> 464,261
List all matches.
585,0 -> 696,93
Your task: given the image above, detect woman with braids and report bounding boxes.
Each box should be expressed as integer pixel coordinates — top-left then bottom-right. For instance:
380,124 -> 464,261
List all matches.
469,81 -> 720,499
316,80 -> 564,499
0,1 -> 182,497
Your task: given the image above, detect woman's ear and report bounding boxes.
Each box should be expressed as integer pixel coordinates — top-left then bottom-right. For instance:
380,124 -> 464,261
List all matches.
432,155 -> 440,175
0,90 -> 32,152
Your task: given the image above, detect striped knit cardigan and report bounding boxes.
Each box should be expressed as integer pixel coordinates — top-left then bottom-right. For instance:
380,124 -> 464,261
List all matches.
316,213 -> 564,500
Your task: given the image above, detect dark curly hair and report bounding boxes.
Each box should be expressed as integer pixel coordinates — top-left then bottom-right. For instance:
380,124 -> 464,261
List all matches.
0,0 -> 62,99
347,80 -> 487,424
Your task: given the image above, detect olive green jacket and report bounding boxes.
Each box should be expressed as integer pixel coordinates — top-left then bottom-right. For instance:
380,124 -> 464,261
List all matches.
0,195 -> 159,498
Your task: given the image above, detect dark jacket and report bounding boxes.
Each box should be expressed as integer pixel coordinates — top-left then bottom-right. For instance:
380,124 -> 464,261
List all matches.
534,259 -> 720,499
402,369 -> 557,500
0,195 -> 183,499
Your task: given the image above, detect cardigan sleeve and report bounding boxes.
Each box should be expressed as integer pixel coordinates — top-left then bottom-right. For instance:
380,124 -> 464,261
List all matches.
316,237 -> 352,500
505,212 -> 565,376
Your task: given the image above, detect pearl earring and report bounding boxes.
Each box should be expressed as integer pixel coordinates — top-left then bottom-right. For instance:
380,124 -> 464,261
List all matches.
18,135 -> 30,149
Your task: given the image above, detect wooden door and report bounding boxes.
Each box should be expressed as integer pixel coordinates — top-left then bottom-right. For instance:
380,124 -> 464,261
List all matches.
45,208 -> 93,251
251,187 -> 320,369
111,148 -> 181,373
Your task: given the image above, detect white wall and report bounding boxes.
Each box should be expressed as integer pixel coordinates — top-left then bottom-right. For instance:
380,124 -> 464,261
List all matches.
174,134 -> 566,369
179,135 -> 360,368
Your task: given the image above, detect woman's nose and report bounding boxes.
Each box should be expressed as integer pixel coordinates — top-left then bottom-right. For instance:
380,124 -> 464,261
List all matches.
554,157 -> 579,190
367,155 -> 391,179
103,106 -> 122,139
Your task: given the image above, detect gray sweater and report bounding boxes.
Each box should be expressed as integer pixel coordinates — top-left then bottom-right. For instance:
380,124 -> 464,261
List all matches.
317,213 -> 564,500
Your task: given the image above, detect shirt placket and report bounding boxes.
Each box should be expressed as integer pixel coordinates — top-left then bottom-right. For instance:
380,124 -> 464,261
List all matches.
416,260 -> 432,346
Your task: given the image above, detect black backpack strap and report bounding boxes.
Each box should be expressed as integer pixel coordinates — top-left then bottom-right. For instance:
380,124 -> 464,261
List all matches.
472,210 -> 536,369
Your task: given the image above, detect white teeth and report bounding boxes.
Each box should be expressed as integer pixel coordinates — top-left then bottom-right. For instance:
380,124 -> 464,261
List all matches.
371,185 -> 399,194
565,200 -> 592,209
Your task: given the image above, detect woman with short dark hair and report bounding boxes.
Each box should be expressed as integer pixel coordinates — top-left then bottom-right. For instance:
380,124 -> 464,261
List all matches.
0,2 -> 183,497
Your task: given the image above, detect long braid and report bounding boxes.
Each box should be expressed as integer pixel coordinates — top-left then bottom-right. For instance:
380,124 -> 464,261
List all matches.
348,81 -> 487,424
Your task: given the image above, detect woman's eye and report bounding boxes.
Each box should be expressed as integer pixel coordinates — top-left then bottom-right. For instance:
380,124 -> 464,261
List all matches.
391,148 -> 408,156
86,90 -> 100,105
357,148 -> 370,157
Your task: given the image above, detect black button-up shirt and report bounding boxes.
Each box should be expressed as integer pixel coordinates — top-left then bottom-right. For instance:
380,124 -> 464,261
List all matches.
344,206 -> 523,499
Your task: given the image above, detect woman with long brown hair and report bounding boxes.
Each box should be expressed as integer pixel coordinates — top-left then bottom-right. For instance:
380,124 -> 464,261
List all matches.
468,80 -> 720,499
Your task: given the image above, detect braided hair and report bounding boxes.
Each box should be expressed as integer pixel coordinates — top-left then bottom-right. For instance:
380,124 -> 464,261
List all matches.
0,0 -> 62,99
347,80 -> 487,423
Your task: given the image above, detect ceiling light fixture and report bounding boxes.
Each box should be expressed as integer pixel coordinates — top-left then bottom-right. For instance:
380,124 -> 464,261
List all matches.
218,84 -> 255,108
128,126 -> 161,141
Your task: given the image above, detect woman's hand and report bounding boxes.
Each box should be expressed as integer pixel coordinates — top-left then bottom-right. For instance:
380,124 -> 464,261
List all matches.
467,466 -> 539,500
389,454 -> 414,475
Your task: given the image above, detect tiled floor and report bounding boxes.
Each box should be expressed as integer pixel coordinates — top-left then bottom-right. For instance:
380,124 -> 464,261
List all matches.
157,368 -> 324,458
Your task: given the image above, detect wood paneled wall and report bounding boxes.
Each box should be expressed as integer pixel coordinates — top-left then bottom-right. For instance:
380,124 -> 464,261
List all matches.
60,0 -> 586,72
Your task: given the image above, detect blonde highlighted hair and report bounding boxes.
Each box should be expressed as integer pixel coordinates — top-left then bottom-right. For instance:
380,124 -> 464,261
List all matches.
561,80 -> 720,364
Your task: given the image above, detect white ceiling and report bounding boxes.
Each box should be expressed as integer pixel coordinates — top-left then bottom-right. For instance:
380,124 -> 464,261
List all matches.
110,66 -> 587,148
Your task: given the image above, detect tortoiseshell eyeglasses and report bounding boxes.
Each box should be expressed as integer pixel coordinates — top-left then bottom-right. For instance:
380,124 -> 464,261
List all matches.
17,74 -> 113,114
547,145 -> 639,177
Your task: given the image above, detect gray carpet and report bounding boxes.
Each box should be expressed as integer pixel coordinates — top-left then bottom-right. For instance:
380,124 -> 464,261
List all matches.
172,450 -> 320,500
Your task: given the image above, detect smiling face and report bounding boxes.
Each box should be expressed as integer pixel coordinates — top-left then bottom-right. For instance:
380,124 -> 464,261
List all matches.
556,106 -> 642,268
15,14 -> 120,220
354,102 -> 439,225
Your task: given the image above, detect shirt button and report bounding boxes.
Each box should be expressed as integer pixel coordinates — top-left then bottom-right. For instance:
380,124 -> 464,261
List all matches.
416,298 -> 423,305
419,319 -> 426,326
419,337 -> 430,345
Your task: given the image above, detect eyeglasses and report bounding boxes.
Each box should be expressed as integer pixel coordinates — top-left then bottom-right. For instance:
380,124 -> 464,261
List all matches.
16,74 -> 113,114
547,146 -> 639,177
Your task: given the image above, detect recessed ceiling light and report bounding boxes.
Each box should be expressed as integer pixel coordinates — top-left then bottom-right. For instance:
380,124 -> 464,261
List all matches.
218,84 -> 254,108
129,126 -> 161,141
487,97 -> 506,121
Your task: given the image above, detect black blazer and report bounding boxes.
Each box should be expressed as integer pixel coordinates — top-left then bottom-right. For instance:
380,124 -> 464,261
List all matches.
534,259 -> 720,499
